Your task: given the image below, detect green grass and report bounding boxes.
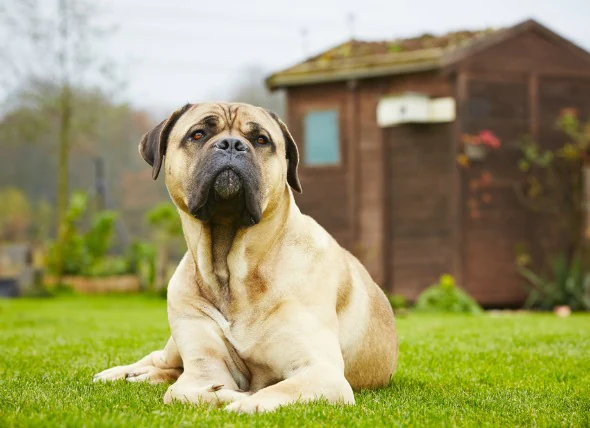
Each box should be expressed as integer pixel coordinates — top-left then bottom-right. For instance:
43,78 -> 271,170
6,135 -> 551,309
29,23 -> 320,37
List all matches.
0,296 -> 589,427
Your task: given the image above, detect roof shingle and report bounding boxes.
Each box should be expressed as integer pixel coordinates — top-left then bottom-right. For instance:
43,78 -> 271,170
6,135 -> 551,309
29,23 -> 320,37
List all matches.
266,28 -> 498,89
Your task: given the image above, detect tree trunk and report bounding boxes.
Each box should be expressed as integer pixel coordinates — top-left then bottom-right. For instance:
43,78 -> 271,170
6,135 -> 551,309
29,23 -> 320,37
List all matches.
54,84 -> 72,282
54,0 -> 71,284
584,164 -> 590,241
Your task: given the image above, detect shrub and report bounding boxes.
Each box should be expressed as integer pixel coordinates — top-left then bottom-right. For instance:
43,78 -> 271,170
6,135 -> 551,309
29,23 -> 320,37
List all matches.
388,294 -> 408,310
46,192 -> 89,275
125,240 -> 156,289
146,203 -> 182,237
520,253 -> 590,311
46,192 -> 120,277
415,274 -> 483,314
145,203 -> 184,291
84,211 -> 118,263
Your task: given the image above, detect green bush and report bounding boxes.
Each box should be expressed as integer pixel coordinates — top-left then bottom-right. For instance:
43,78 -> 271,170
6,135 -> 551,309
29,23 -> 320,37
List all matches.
84,211 -> 118,263
47,192 -> 121,277
125,240 -> 156,289
146,203 -> 182,237
520,253 -> 590,311
46,192 -> 89,275
388,294 -> 408,310
415,274 -> 483,314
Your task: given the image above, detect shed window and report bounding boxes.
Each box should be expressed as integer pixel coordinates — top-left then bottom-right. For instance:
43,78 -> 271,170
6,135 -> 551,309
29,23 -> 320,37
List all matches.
303,110 -> 340,165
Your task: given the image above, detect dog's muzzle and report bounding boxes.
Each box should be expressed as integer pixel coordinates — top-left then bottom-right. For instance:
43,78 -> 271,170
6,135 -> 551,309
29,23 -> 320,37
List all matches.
213,169 -> 243,200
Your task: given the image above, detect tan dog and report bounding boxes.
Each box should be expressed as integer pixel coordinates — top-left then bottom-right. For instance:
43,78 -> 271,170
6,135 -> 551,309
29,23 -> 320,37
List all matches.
93,102 -> 398,413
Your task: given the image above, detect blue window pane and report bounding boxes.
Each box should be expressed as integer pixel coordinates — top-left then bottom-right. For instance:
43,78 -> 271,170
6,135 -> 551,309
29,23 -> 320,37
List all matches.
304,110 -> 340,165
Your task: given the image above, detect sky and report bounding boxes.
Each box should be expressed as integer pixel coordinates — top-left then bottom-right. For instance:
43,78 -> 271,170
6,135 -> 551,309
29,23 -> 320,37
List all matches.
98,0 -> 590,112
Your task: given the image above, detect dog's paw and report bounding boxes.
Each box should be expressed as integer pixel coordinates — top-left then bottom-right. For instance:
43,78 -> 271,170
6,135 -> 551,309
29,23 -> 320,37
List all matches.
164,383 -> 250,406
125,366 -> 182,384
93,365 -> 132,382
93,365 -> 181,384
224,394 -> 288,414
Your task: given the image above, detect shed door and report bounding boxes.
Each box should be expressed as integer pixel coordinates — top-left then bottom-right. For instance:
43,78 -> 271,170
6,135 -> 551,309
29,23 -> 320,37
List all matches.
462,80 -> 529,305
385,123 -> 452,300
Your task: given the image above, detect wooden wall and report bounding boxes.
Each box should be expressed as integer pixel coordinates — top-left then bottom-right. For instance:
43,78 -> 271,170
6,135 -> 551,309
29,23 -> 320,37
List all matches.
455,29 -> 590,305
286,82 -> 354,249
460,78 -> 530,304
384,123 -> 453,299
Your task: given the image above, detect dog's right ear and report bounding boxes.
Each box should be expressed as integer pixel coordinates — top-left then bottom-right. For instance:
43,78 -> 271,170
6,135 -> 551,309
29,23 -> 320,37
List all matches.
139,103 -> 192,180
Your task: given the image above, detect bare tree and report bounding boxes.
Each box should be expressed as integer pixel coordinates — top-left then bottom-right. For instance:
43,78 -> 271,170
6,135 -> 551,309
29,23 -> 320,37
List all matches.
0,0 -> 116,281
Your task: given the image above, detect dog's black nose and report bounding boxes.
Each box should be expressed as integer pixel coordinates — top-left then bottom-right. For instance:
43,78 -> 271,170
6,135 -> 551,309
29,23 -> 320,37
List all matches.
215,138 -> 248,152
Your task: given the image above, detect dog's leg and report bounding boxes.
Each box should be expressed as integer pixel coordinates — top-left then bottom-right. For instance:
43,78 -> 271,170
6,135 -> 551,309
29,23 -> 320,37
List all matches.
162,315 -> 251,406
93,336 -> 182,384
224,316 -> 354,414
225,363 -> 353,414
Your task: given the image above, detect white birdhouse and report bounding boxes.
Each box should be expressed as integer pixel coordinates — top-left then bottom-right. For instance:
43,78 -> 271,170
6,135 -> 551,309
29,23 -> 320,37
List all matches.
377,93 -> 456,127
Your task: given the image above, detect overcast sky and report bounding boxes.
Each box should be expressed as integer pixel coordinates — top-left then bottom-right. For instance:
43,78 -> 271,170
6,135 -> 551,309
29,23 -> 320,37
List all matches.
101,0 -> 590,112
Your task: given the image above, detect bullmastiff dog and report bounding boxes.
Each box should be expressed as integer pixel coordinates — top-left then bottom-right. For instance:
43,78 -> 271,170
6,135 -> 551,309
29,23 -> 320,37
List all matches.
94,102 -> 398,413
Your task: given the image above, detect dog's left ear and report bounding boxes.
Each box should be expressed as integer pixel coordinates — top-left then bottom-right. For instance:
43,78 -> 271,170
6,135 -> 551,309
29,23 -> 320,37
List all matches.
267,110 -> 302,193
139,103 -> 192,180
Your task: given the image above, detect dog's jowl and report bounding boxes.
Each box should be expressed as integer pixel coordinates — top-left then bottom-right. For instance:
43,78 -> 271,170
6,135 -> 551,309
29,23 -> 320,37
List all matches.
93,103 -> 398,414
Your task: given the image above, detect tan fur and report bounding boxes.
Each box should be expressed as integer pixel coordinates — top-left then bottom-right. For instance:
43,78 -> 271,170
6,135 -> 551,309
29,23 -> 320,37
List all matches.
94,103 -> 398,413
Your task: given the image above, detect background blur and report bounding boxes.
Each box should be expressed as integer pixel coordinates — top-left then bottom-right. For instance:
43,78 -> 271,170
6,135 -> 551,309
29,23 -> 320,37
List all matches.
1,0 -> 590,312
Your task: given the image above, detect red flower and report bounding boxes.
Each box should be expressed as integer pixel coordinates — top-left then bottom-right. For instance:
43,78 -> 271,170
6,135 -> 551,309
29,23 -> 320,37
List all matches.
479,130 -> 501,149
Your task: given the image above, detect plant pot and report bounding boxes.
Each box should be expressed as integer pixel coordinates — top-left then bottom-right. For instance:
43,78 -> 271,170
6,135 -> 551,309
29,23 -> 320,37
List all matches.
45,274 -> 141,293
464,144 -> 488,161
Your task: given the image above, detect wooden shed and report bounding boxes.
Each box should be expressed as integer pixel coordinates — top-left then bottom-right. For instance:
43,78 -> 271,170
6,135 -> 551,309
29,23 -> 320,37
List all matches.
267,19 -> 590,306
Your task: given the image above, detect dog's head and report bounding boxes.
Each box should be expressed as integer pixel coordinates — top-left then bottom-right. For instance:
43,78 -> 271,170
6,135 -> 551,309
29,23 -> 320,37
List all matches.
139,102 -> 301,226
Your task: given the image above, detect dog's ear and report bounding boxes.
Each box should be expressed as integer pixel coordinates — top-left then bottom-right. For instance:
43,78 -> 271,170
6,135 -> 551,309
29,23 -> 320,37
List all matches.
139,103 -> 192,180
266,110 -> 302,193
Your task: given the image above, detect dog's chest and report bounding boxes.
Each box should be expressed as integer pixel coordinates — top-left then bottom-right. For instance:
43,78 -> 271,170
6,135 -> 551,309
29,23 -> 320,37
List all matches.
225,309 -> 285,390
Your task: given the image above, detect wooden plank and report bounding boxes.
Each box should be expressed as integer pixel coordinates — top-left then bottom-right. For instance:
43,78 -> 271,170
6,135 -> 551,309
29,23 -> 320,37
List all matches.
538,70 -> 590,78
347,79 -> 359,248
529,73 -> 539,140
452,71 -> 468,286
386,121 -> 453,295
465,71 -> 527,83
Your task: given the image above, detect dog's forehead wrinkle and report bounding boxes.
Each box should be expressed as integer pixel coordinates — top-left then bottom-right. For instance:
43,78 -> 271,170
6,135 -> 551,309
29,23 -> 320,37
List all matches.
230,105 -> 239,129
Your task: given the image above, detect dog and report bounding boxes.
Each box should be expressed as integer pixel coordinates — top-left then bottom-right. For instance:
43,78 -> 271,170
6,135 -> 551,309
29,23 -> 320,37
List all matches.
93,102 -> 398,413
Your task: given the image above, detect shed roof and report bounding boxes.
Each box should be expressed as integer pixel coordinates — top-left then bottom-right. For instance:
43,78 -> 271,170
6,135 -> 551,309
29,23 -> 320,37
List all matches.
266,19 -> 590,90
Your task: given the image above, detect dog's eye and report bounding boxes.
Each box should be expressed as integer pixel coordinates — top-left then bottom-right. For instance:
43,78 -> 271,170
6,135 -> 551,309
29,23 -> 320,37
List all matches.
191,131 -> 205,141
256,135 -> 268,145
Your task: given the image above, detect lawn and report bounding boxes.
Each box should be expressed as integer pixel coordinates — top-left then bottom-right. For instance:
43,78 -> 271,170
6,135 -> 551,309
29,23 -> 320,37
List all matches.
0,296 -> 588,427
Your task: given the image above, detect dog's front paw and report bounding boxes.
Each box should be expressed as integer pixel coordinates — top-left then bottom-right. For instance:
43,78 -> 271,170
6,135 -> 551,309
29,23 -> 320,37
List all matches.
93,365 -> 181,384
93,365 -> 132,382
164,383 -> 249,406
224,394 -> 288,414
125,366 -> 182,384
